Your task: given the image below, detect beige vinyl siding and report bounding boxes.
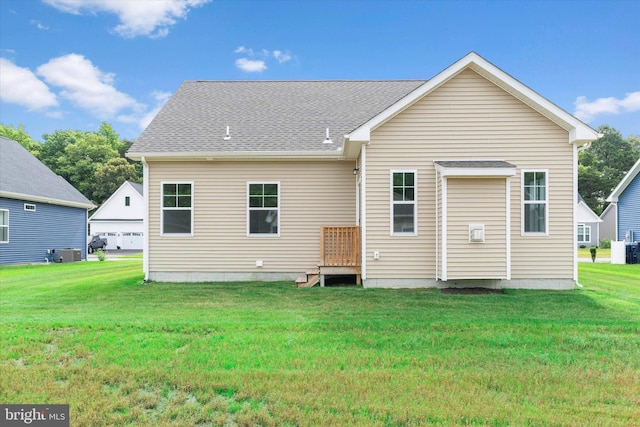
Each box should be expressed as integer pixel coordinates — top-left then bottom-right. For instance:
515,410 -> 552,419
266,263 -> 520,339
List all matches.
148,160 -> 356,274
366,68 -> 574,280
446,178 -> 507,279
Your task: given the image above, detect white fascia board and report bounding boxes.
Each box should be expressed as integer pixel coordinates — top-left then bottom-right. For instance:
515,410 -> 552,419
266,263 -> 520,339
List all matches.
435,166 -> 517,178
606,158 -> 640,201
347,52 -> 598,146
0,191 -> 95,210
126,150 -> 345,161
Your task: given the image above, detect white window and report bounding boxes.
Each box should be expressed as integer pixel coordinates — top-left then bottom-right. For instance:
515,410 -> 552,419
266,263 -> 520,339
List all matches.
391,171 -> 416,235
161,182 -> 193,235
248,182 -> 279,236
0,209 -> 8,243
24,203 -> 36,212
577,224 -> 591,243
522,170 -> 548,235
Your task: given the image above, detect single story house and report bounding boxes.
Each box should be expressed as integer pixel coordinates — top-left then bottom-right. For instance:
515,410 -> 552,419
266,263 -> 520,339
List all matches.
0,136 -> 95,265
127,52 -> 598,289
576,194 -> 602,247
88,180 -> 144,250
600,157 -> 640,242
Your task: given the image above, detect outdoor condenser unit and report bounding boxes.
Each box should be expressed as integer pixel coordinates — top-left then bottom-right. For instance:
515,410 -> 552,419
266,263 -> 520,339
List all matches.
59,249 -> 81,263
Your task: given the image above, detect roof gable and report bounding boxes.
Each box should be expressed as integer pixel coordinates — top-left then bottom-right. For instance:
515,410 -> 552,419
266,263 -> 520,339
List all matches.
577,197 -> 602,223
606,157 -> 640,202
0,137 -> 94,209
347,52 -> 599,146
89,181 -> 143,221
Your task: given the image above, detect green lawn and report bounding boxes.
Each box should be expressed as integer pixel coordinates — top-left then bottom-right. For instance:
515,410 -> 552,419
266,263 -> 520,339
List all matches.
578,247 -> 611,258
1,262 -> 639,426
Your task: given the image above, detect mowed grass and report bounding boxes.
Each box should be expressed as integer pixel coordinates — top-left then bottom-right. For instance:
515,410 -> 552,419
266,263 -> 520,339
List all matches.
577,247 -> 611,258
1,262 -> 639,426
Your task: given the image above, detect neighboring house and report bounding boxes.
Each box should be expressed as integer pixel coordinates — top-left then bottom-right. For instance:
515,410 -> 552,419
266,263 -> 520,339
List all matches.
576,194 -> 601,247
127,52 -> 598,289
0,136 -> 95,265
88,180 -> 144,250
600,157 -> 640,242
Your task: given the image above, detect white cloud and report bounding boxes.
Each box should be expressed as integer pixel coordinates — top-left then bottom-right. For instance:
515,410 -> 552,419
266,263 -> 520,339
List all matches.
273,50 -> 292,63
574,91 -> 640,122
0,58 -> 58,111
233,46 -> 293,72
235,58 -> 267,73
36,54 -> 143,119
30,20 -> 50,30
43,0 -> 211,38
133,90 -> 172,130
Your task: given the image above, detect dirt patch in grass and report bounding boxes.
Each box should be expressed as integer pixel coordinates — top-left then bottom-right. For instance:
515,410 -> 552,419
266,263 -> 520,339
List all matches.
440,288 -> 505,295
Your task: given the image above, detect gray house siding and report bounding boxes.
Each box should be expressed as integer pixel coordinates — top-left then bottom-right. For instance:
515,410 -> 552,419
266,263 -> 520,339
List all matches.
617,173 -> 640,242
0,197 -> 88,265
577,221 -> 599,247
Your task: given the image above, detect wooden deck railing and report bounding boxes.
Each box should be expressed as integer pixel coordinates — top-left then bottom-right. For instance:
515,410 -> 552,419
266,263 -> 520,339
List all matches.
320,226 -> 361,267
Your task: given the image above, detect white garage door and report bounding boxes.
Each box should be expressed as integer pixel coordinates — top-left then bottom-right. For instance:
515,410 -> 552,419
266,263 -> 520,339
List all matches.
120,232 -> 143,250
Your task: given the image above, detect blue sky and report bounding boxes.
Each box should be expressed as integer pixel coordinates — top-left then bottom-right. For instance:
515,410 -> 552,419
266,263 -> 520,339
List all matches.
1,0 -> 638,142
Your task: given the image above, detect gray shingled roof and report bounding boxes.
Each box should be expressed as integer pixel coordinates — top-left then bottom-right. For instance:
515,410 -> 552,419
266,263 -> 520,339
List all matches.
129,80 -> 427,154
434,160 -> 517,168
0,137 -> 94,208
128,181 -> 143,196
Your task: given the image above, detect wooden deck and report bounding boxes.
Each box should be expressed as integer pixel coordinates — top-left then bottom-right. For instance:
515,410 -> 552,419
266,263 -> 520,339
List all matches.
297,226 -> 361,288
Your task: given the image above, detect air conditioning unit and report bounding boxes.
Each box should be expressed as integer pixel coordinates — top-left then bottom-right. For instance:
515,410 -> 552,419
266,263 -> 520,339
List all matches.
59,249 -> 81,263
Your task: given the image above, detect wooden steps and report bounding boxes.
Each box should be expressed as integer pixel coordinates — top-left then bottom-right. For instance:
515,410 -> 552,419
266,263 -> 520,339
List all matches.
296,270 -> 319,288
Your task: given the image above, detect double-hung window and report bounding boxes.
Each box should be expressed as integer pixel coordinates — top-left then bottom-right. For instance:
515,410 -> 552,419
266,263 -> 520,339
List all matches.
162,182 -> 193,235
248,182 -> 279,236
0,209 -> 8,243
391,171 -> 416,235
522,171 -> 547,234
577,224 -> 590,243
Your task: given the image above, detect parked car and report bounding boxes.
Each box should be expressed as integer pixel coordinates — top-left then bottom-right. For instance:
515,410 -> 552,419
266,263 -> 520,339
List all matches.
88,235 -> 108,253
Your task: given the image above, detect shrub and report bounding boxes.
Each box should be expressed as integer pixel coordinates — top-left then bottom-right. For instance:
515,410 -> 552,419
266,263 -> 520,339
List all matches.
580,245 -> 586,249
599,238 -> 611,249
95,249 -> 106,262
590,246 -> 597,262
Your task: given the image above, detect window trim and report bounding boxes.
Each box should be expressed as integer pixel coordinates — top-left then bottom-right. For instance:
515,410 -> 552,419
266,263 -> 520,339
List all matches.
390,170 -> 417,236
577,224 -> 591,243
0,209 -> 8,243
521,169 -> 549,236
24,203 -> 36,212
160,181 -> 194,237
247,181 -> 280,237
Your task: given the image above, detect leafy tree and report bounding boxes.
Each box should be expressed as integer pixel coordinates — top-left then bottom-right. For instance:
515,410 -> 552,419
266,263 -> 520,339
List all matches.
578,125 -> 640,214
56,132 -> 120,200
40,129 -> 86,172
0,124 -> 40,156
93,158 -> 139,202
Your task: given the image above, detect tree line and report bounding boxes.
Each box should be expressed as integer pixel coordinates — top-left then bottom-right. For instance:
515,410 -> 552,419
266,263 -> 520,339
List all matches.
1,122 -> 638,214
578,125 -> 640,215
0,122 -> 141,208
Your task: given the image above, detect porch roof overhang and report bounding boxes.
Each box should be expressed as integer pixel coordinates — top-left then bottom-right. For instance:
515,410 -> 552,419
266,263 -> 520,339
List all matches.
433,160 -> 517,177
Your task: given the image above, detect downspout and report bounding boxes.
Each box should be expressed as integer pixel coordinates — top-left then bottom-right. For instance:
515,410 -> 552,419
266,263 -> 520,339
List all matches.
572,144 -> 581,288
435,167 -> 438,281
360,145 -> 367,283
142,156 -> 149,282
